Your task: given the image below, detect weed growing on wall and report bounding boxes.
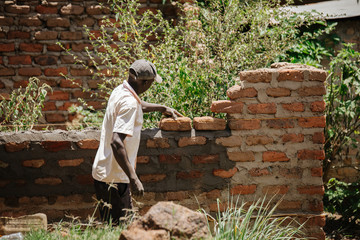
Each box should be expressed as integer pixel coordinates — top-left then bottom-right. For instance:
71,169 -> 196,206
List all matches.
62,0 -> 330,128
0,77 -> 52,131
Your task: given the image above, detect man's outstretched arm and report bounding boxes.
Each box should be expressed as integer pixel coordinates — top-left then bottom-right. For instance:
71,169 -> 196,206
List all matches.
141,100 -> 184,119
110,132 -> 144,195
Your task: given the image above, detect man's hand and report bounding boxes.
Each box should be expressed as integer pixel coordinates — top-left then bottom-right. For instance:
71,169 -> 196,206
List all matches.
163,107 -> 184,120
130,177 -> 144,196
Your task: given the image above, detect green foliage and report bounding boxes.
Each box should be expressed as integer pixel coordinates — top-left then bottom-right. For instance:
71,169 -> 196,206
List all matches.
324,178 -> 360,224
68,104 -> 104,130
63,0 -> 330,128
0,77 -> 52,131
206,197 -> 306,239
324,43 -> 360,177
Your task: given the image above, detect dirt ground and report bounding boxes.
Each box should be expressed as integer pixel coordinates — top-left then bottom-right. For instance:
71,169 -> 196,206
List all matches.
324,214 -> 360,240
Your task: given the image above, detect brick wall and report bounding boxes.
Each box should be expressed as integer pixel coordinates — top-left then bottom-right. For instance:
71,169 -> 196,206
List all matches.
0,0 -> 180,126
0,63 -> 327,239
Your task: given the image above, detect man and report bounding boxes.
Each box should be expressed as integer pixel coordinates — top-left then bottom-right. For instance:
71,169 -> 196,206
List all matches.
92,59 -> 182,223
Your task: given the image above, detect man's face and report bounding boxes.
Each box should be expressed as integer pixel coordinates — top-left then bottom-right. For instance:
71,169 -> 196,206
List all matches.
137,78 -> 155,94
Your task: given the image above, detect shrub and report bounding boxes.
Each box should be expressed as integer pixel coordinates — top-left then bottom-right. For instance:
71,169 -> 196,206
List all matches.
0,77 -> 52,131
62,0 -> 330,128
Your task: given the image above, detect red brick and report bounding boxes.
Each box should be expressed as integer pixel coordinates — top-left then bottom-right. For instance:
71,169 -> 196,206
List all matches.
76,139 -> 99,149
227,86 -> 257,99
58,158 -> 84,167
36,5 -> 58,14
60,32 -> 83,40
14,80 -> 29,88
282,133 -> 304,143
57,102 -> 77,111
246,135 -> 273,145
89,30 -> 102,40
34,55 -> 58,66
206,189 -> 221,199
266,88 -> 291,97
311,167 -> 323,177
76,175 -> 94,185
47,18 -> 70,27
72,90 -> 95,99
159,117 -> 192,131
0,57 -> 3,65
213,167 -> 238,178
277,69 -> 304,82
44,67 -> 68,76
239,70 -> 272,83
266,119 -> 295,129
5,142 -> 29,152
248,103 -> 276,114
312,132 -> 325,144
209,202 -> 228,212
87,101 -> 105,110
42,102 -> 56,111
70,68 -> 93,76
298,149 -> 325,160
6,5 -> 30,14
46,113 -> 66,123
76,17 -> 96,27
159,154 -> 181,164
230,185 -> 256,195
176,170 -> 203,179
0,80 -> 4,88
0,68 -> 15,76
47,44 -> 64,52
192,154 -> 219,164
140,174 -> 166,182
227,151 -> 255,162
19,17 -> 42,27
193,116 -> 226,130
309,69 -> 327,82
86,5 -> 103,15
297,185 -> 324,195
8,56 -> 32,65
22,159 -> 45,168
41,141 -> 71,152
48,91 -> 70,100
0,43 -> 15,52
309,200 -> 324,212
282,103 -> 304,112
60,55 -> 76,64
138,7 -> 158,15
8,31 -> 30,39
71,43 -> 94,52
0,93 -> 10,100
18,67 -> 41,76
248,168 -> 271,177
166,191 -> 187,201
35,31 -> 58,40
262,185 -> 289,194
0,180 -> 11,187
211,100 -> 244,113
178,136 -> 206,147
263,151 -> 289,162
146,138 -> 170,148
298,116 -> 326,128
229,119 -> 261,130
279,168 -> 302,179
298,86 -> 326,96
310,101 -> 326,112
35,177 -> 62,185
137,156 -> 150,164
20,43 -> 43,52
215,136 -> 242,147
0,16 -> 14,26
277,201 -> 302,211
60,4 -> 84,15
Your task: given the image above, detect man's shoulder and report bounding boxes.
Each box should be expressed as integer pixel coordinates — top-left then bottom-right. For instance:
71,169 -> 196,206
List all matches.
109,85 -> 138,108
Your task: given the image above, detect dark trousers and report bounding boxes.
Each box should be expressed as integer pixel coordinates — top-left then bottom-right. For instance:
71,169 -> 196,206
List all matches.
94,179 -> 132,224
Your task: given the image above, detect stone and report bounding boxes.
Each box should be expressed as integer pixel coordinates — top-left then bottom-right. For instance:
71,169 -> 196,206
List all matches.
119,202 -> 210,240
0,213 -> 47,235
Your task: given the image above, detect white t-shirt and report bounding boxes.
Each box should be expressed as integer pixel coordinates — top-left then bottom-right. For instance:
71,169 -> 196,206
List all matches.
92,81 -> 143,183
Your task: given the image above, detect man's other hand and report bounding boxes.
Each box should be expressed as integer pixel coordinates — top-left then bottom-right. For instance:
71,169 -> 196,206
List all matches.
163,107 -> 184,120
130,177 -> 144,196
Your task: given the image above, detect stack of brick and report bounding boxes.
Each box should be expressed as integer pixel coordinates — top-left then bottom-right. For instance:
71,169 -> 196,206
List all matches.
0,63 -> 327,239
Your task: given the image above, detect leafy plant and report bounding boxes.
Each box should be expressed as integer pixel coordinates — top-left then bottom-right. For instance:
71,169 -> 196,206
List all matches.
62,0 -> 331,128
206,197 -> 306,239
0,77 -> 52,131
324,43 -> 360,179
324,178 -> 360,225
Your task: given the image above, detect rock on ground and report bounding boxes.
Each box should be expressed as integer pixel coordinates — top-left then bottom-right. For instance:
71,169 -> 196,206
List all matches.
119,201 -> 210,240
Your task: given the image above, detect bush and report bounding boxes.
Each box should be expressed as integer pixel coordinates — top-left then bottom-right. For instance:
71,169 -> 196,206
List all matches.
62,0 -> 330,128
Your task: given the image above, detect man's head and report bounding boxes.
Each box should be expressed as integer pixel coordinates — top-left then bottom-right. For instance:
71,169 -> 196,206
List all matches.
128,59 -> 162,94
